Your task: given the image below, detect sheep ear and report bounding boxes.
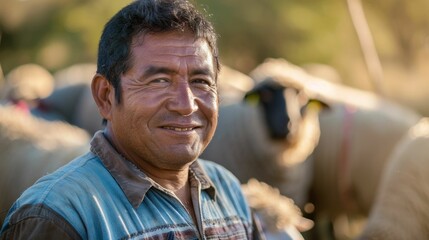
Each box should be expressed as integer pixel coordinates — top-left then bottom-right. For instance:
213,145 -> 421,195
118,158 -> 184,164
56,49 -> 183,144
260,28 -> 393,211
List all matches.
306,99 -> 331,111
91,73 -> 113,121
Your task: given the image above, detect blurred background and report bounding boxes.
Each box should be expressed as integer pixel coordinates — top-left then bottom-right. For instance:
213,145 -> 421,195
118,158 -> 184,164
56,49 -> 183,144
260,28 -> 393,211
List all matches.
0,0 -> 428,115
1,1 -> 428,239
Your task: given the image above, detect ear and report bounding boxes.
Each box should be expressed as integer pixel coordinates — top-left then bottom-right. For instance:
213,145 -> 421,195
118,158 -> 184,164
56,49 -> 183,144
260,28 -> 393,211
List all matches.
306,99 -> 331,111
91,73 -> 114,121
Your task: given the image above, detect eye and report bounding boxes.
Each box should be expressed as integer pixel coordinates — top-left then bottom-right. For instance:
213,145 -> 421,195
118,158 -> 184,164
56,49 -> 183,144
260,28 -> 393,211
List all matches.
192,79 -> 209,84
148,78 -> 170,85
151,78 -> 169,83
191,78 -> 215,87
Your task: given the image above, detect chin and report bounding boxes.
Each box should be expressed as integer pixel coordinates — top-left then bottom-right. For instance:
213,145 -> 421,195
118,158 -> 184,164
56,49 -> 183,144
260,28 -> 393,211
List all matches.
160,151 -> 198,166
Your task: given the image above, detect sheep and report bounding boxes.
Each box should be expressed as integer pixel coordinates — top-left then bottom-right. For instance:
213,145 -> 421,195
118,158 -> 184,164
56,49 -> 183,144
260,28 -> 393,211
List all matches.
31,83 -> 103,134
358,117 -> 429,240
200,80 -> 324,208
216,64 -> 255,105
27,63 -> 101,134
242,178 -> 314,240
53,63 -> 96,88
248,58 -> 422,239
1,64 -> 55,110
0,104 -> 90,225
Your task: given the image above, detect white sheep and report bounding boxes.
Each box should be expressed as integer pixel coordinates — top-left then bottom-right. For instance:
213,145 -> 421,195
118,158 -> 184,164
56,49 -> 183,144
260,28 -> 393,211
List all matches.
217,64 -> 255,105
242,178 -> 314,240
247,58 -> 422,239
358,118 -> 429,240
1,64 -> 54,107
201,86 -> 323,209
0,104 -> 90,225
53,63 -> 96,88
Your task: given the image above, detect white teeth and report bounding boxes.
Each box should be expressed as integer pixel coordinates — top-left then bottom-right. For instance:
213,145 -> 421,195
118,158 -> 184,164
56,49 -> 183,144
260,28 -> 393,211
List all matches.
164,127 -> 193,131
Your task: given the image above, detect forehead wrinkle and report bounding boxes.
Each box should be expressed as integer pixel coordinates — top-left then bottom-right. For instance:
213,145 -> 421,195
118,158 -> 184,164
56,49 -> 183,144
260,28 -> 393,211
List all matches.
137,62 -> 214,81
148,37 -> 211,56
142,65 -> 177,78
130,34 -> 214,79
149,45 -> 202,57
179,55 -> 215,78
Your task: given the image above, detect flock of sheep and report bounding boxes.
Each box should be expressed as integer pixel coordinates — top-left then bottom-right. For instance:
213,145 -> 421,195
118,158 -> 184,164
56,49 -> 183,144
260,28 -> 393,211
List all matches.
1,59 -> 428,240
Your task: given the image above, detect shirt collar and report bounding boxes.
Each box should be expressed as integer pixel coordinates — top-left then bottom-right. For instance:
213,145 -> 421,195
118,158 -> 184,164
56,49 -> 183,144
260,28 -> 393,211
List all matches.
89,131 -> 216,208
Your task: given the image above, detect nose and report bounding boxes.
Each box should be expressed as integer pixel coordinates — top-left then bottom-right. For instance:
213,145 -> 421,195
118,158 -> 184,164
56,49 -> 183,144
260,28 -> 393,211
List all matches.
167,83 -> 198,116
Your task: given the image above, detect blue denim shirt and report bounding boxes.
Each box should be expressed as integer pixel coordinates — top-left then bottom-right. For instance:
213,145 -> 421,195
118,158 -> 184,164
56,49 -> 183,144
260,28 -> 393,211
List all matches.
1,131 -> 254,239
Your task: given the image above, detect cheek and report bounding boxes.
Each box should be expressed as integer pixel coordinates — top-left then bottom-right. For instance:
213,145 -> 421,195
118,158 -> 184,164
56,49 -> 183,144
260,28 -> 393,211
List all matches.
201,94 -> 219,119
123,92 -> 161,118
202,96 -> 219,135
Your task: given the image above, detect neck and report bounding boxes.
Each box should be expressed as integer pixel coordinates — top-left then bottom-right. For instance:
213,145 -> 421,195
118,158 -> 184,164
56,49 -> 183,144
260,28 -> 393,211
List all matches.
146,166 -> 190,192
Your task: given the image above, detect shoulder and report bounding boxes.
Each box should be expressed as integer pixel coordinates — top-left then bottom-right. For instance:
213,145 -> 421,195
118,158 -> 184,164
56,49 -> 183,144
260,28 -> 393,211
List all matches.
1,152 -> 106,238
1,204 -> 82,240
23,152 -> 106,200
2,151 -> 124,238
2,152 -> 111,229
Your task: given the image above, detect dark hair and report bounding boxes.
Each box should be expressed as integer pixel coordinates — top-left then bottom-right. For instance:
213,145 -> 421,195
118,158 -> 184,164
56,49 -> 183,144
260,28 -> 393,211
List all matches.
96,0 -> 220,103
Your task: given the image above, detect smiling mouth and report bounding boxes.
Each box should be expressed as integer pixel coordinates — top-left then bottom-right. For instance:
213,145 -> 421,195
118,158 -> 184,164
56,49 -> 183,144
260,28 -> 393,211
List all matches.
162,126 -> 196,132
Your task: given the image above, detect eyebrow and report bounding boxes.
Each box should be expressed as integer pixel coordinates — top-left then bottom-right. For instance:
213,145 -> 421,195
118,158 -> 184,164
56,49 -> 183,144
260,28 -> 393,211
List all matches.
142,66 -> 176,79
191,68 -> 214,78
142,66 -> 215,79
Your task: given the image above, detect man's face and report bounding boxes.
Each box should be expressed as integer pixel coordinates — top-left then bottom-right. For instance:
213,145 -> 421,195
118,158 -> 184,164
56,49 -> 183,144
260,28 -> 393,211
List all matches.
106,31 -> 218,170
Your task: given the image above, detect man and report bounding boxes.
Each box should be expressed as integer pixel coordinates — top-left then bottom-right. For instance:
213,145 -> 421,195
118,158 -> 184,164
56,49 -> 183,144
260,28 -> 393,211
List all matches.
0,0 -> 261,239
